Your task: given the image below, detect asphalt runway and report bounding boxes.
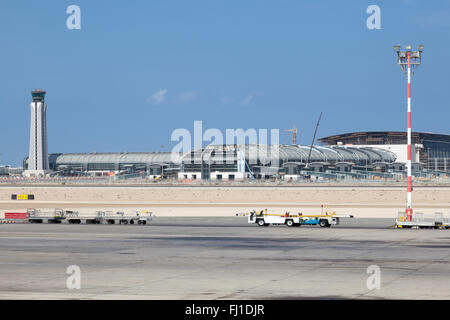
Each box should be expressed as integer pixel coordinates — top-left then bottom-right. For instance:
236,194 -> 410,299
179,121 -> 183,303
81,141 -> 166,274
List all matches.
0,217 -> 449,299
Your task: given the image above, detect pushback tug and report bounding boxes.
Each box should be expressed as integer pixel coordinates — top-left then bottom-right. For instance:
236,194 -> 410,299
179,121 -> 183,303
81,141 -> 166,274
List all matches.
237,206 -> 353,227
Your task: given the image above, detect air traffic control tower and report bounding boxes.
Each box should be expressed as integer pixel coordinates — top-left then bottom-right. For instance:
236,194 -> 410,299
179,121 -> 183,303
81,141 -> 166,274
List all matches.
24,89 -> 49,176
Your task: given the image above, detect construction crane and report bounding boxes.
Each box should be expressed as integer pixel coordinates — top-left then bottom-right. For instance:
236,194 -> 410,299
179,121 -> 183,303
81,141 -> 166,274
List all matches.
306,112 -> 323,167
244,158 -> 255,180
284,124 -> 298,145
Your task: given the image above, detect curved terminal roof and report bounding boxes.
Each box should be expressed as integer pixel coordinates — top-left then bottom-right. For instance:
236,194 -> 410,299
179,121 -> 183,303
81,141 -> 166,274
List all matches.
183,144 -> 396,164
318,131 -> 450,145
56,152 -> 178,165
51,145 -> 396,168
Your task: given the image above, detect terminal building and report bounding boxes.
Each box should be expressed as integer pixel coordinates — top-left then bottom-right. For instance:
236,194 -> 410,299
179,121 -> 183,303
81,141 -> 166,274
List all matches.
20,132 -> 450,181
318,131 -> 450,172
32,152 -> 181,179
23,143 -> 398,181
178,144 -> 397,181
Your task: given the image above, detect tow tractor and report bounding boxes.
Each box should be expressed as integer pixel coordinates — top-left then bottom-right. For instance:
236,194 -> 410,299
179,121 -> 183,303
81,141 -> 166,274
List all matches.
237,207 -> 353,227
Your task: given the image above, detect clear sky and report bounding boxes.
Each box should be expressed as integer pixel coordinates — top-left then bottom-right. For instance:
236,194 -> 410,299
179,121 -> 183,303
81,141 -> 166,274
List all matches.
1,0 -> 450,166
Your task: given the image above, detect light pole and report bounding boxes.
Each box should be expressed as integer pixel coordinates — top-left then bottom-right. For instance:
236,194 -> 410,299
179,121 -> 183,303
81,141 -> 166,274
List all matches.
393,44 -> 424,222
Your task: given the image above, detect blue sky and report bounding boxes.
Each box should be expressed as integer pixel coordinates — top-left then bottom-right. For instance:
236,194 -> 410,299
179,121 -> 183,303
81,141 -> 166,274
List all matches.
1,0 -> 450,166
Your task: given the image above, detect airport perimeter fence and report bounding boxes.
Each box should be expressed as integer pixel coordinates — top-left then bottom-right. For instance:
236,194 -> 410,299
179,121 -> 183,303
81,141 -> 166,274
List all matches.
2,175 -> 450,186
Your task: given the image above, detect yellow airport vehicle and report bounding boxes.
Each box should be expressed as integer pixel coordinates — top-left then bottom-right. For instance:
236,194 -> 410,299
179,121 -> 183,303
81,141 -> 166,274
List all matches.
237,207 -> 354,227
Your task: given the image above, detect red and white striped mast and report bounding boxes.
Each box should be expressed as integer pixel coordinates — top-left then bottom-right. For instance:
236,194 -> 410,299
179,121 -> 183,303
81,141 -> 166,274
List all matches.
394,44 -> 424,222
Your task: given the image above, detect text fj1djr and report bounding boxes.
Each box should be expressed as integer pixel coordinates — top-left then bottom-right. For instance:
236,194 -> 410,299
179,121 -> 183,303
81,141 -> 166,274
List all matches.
185,304 -> 264,318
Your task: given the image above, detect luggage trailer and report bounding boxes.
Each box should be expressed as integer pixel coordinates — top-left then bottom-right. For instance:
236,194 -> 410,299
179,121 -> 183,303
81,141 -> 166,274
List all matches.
65,210 -> 153,225
396,212 -> 450,229
25,208 -> 152,225
27,208 -> 65,224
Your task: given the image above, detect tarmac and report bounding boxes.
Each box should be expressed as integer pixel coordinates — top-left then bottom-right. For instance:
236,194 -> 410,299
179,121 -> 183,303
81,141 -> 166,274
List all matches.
1,217 -> 450,300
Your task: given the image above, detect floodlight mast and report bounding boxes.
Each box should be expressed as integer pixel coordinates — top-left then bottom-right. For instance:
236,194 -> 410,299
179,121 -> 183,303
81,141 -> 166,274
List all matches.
393,44 -> 423,222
